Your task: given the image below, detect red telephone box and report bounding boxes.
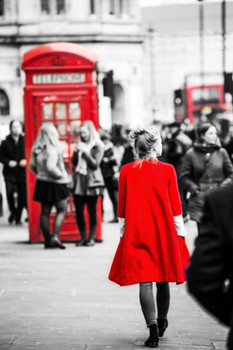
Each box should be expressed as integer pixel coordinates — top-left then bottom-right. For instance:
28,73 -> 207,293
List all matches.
22,42 -> 102,243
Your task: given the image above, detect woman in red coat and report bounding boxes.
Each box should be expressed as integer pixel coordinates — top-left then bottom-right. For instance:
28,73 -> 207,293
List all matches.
108,126 -> 189,348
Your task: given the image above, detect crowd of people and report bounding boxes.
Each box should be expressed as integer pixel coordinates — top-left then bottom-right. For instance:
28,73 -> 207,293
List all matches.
2,118 -> 233,234
0,117 -> 233,348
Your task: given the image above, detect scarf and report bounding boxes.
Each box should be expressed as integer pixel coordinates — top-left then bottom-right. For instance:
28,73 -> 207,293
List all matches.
75,141 -> 95,175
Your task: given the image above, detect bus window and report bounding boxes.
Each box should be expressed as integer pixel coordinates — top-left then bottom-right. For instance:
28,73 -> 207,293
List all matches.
192,87 -> 220,105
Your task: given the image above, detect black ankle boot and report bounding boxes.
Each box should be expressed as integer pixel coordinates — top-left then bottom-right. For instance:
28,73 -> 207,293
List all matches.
44,241 -> 56,249
75,239 -> 87,246
51,236 -> 66,250
8,213 -> 15,224
85,226 -> 96,247
85,238 -> 95,246
157,318 -> 168,337
145,324 -> 159,348
76,229 -> 87,247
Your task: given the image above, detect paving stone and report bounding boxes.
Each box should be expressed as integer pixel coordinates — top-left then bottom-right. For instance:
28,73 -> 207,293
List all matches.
0,216 -> 229,350
0,335 -> 16,345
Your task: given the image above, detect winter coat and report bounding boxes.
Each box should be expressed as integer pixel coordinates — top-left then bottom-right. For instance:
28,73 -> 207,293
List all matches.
181,142 -> 233,223
72,142 -> 104,192
0,134 -> 26,183
100,141 -> 117,179
120,144 -> 134,167
30,144 -> 71,184
186,184 -> 233,349
166,130 -> 192,176
108,160 -> 190,286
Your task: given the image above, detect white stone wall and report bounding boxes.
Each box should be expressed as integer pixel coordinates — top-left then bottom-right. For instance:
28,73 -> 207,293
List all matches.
1,1 -> 233,128
0,0 -> 145,129
149,31 -> 233,123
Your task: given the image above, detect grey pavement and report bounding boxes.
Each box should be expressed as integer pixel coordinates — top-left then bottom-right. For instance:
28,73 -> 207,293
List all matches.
0,207 -> 229,350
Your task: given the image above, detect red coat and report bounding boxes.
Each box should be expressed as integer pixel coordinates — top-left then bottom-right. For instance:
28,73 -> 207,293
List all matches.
108,159 -> 190,286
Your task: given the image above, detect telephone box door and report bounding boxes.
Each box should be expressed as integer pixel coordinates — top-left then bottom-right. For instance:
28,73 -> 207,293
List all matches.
28,92 -> 102,242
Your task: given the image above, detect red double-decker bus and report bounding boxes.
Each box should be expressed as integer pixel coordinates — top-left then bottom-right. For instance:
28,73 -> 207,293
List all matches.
174,74 -> 228,123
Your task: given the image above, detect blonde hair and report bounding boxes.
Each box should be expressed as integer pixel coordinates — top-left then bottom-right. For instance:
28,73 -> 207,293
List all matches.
32,123 -> 60,154
129,126 -> 161,160
80,120 -> 102,146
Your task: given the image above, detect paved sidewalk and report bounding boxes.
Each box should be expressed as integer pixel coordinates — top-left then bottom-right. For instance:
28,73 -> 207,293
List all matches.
0,213 -> 228,350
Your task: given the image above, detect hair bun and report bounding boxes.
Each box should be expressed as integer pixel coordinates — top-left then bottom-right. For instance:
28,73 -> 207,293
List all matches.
137,137 -> 148,157
129,126 -> 161,159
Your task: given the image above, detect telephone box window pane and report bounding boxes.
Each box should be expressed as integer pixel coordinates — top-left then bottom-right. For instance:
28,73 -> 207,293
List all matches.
57,0 -> 65,14
56,102 -> 67,119
69,142 -> 76,157
61,141 -> 69,159
42,103 -> 53,119
69,102 -> 80,119
70,120 -> 81,137
57,122 -> 67,137
41,0 -> 50,14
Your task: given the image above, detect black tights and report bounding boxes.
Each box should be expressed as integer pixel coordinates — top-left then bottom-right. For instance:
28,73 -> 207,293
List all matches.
40,199 -> 67,242
139,282 -> 170,326
73,195 -> 98,235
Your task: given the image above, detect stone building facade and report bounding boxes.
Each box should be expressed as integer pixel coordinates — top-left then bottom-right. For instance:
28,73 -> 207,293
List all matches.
0,0 -> 148,137
1,1 -> 233,137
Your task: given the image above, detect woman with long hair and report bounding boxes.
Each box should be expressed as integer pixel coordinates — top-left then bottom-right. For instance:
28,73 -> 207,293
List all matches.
72,120 -> 104,247
181,122 -> 233,230
30,123 -> 71,249
109,126 -> 189,348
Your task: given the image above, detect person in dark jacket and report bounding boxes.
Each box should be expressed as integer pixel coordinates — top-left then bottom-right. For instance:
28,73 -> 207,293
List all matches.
100,132 -> 119,223
186,183 -> 233,350
165,122 -> 192,221
181,122 -> 233,229
0,120 -> 27,225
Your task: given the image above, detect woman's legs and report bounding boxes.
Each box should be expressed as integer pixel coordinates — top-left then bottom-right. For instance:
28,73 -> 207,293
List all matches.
86,195 -> 98,246
53,198 -> 68,237
139,282 -> 170,325
156,282 -> 170,320
73,195 -> 98,246
73,195 -> 87,245
156,282 -> 170,337
40,203 -> 53,243
139,282 -> 159,347
50,198 -> 67,249
104,177 -> 118,222
139,282 -> 156,326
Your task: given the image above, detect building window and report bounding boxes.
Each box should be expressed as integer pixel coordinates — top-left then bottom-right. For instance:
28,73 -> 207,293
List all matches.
0,90 -> 10,116
109,0 -> 123,17
41,0 -> 50,14
0,0 -> 4,16
57,0 -> 65,14
109,0 -> 115,15
90,0 -> 95,14
119,0 -> 123,14
41,0 -> 65,15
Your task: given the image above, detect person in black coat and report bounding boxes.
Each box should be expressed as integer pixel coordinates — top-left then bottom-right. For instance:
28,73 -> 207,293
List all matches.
100,132 -> 119,223
0,120 -> 27,225
186,184 -> 233,350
